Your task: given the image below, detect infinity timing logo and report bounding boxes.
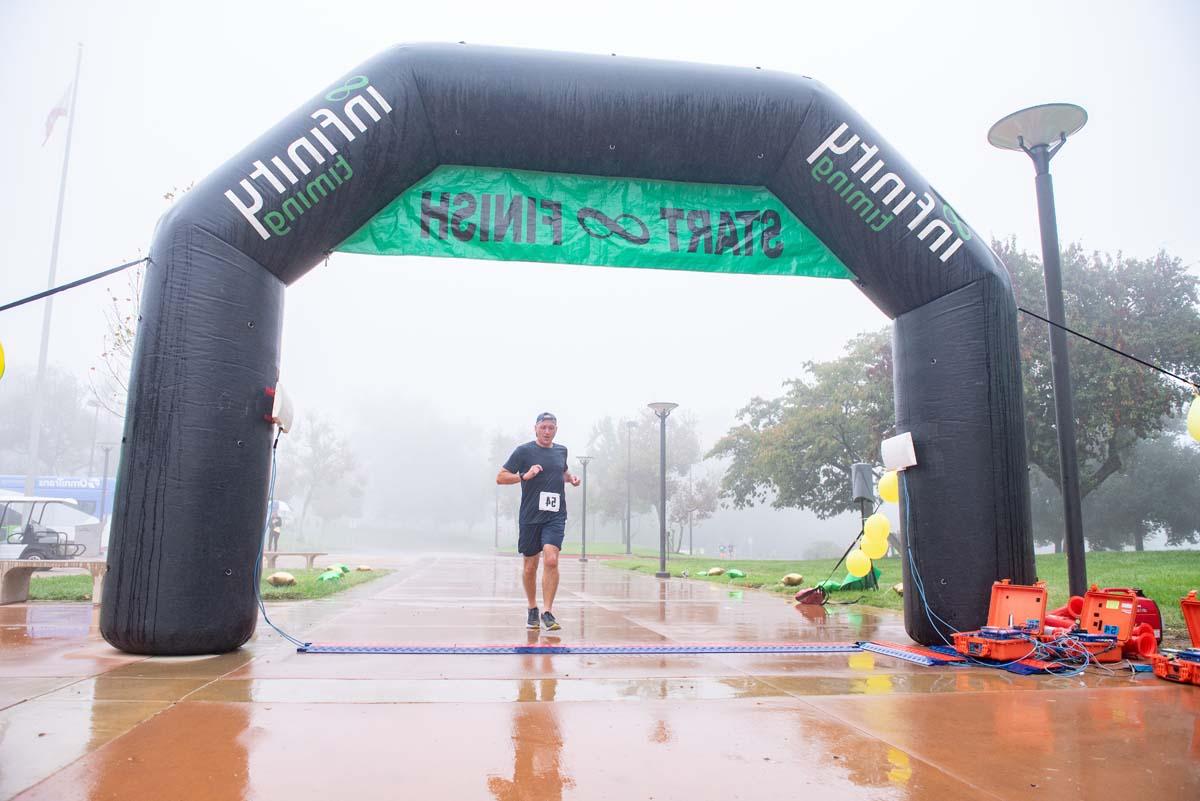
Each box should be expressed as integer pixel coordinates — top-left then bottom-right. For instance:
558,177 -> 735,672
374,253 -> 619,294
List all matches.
224,75 -> 394,240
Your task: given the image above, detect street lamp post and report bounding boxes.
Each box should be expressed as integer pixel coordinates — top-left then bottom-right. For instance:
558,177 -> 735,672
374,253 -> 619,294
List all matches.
688,506 -> 699,556
989,103 -> 1089,596
647,402 -> 678,578
577,456 -> 592,563
625,420 -> 635,555
687,465 -> 694,556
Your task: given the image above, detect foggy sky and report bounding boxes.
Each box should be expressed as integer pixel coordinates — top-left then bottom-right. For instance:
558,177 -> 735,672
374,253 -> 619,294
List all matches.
0,0 -> 1196,553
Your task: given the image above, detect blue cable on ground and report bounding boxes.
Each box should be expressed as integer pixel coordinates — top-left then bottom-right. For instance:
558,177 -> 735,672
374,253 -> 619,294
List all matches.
297,643 -> 862,655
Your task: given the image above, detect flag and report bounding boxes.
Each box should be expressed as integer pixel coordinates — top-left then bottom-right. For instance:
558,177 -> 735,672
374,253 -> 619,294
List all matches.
43,83 -> 72,146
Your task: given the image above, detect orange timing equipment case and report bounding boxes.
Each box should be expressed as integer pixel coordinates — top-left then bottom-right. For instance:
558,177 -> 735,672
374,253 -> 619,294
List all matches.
952,580 -> 1048,662
1069,586 -> 1139,664
1151,591 -> 1200,686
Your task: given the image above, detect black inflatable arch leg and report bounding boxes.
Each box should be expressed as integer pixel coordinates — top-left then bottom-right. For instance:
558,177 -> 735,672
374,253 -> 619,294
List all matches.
100,223 -> 283,655
892,278 -> 1035,643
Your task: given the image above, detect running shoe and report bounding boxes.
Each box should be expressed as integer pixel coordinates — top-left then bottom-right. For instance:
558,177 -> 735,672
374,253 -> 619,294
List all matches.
541,611 -> 561,631
527,607 -> 540,630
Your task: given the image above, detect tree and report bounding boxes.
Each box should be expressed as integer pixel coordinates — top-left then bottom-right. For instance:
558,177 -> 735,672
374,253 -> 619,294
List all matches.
275,414 -> 363,538
1085,429 -> 1200,551
709,328 -> 893,518
998,239 -> 1200,507
583,410 -> 703,545
0,367 -> 95,475
667,472 -> 719,553
576,417 -> 636,530
489,430 -> 524,542
91,182 -> 189,417
713,242 -> 1200,544
343,400 -> 493,543
1034,423 -> 1200,552
89,265 -> 144,417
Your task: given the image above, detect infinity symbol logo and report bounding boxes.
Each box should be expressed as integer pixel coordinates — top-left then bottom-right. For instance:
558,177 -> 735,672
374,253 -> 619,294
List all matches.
325,76 -> 370,102
576,208 -> 650,245
942,203 -> 972,241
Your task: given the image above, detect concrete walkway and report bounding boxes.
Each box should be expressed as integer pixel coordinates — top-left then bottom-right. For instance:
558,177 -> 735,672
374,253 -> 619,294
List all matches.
1,553 -> 1197,800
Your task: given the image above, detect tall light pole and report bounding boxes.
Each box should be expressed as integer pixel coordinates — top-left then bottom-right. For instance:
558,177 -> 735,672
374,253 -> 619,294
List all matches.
989,102 -> 1089,596
686,466 -> 695,556
577,456 -> 592,563
624,420 -> 636,555
687,504 -> 697,556
647,402 -> 677,578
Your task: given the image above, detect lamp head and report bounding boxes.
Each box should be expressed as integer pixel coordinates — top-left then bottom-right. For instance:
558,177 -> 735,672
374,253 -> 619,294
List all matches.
647,402 -> 679,418
988,103 -> 1087,152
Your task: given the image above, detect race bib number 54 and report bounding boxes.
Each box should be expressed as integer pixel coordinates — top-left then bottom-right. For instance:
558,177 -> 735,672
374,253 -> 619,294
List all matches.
538,492 -> 561,512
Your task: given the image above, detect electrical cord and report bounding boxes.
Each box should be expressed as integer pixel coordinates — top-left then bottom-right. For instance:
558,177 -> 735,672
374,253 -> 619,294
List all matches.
253,428 -> 310,649
900,471 -> 1118,676
902,472 -> 959,645
1018,306 -> 1200,392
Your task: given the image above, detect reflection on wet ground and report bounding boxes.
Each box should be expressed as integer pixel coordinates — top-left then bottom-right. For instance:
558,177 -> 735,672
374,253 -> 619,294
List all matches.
2,553 -> 1197,800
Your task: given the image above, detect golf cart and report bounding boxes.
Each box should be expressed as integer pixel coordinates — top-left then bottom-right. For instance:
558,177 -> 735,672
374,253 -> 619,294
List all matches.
0,493 -> 91,561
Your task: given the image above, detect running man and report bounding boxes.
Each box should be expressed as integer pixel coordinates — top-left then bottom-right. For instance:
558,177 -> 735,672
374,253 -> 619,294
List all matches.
497,412 -> 581,631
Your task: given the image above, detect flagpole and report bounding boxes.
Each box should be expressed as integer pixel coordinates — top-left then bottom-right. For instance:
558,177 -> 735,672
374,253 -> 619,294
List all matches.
24,43 -> 83,496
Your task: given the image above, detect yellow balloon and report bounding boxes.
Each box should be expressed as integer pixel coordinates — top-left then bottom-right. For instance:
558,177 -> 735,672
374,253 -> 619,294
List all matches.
864,512 -> 890,541
877,470 -> 899,504
846,548 -> 872,578
863,536 -> 889,560
1189,396 -> 1200,442
0,339 -> 5,382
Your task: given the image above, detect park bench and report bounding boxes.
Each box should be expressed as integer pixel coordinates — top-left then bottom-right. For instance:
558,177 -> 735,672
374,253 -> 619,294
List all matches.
262,551 -> 327,571
0,559 -> 107,605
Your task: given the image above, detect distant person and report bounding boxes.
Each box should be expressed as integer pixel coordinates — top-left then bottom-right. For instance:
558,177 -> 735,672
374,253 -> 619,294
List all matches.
268,513 -> 283,552
497,412 -> 581,631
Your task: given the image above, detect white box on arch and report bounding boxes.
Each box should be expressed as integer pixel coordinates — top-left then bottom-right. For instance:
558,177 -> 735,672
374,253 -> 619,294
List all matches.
269,384 -> 295,433
881,432 -> 917,471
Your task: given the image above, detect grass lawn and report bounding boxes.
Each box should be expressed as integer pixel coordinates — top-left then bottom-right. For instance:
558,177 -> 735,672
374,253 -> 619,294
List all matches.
557,541 -> 659,557
28,568 -> 391,602
26,573 -> 96,601
606,550 -> 1200,641
258,567 -> 391,600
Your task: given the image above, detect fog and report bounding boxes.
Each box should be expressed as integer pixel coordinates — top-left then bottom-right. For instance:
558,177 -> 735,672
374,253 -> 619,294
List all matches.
0,0 -> 1196,557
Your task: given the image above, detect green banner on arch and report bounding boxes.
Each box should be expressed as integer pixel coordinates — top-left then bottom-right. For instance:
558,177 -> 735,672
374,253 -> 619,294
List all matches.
337,165 -> 853,280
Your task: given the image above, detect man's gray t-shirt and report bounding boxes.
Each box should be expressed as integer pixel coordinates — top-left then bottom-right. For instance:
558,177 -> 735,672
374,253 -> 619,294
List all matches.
503,441 -> 568,525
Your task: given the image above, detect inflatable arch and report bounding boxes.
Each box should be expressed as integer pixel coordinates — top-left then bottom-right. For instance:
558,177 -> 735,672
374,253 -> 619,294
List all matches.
102,44 -> 1034,655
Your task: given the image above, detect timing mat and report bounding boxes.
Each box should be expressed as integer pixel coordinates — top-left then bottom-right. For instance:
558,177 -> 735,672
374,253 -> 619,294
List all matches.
296,641 -> 862,655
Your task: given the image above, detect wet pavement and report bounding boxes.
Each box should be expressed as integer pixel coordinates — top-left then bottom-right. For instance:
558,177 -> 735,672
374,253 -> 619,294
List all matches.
1,553 -> 1197,800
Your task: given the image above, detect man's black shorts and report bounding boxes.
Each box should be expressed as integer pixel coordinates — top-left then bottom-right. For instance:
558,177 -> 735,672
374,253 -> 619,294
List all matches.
518,518 -> 566,557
